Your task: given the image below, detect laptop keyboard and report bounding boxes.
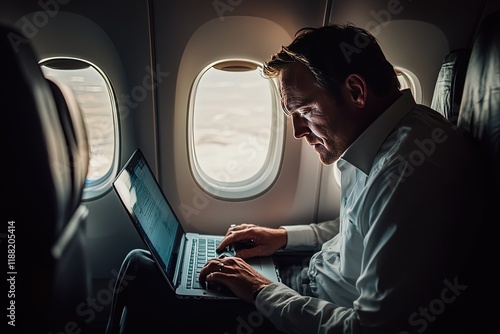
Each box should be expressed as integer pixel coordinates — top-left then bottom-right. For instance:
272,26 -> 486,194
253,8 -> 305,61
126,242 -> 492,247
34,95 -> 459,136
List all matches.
187,238 -> 221,289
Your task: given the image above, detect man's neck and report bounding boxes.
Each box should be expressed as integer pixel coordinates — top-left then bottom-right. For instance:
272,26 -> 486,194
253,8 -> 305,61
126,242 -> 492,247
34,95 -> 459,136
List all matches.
357,89 -> 403,136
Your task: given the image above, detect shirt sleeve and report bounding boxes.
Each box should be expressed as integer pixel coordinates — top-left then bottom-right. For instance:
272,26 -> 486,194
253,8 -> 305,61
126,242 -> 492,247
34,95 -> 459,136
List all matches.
255,283 -> 357,334
281,217 -> 339,251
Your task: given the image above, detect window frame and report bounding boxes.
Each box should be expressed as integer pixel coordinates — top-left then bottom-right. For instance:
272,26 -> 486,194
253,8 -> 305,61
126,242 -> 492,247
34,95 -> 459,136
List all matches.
395,66 -> 423,104
39,57 -> 120,200
187,59 -> 286,200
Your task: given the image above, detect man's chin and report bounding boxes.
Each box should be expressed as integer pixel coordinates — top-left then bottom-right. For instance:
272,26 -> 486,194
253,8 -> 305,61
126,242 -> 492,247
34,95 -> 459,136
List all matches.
314,144 -> 344,165
317,150 -> 337,165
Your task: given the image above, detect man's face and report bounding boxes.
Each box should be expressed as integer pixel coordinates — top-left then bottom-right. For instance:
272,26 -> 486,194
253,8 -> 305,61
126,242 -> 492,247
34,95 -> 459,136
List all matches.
279,62 -> 359,165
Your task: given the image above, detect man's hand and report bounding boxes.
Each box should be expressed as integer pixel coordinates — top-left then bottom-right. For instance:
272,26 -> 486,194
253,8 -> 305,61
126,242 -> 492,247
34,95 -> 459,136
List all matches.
216,224 -> 288,259
199,255 -> 272,303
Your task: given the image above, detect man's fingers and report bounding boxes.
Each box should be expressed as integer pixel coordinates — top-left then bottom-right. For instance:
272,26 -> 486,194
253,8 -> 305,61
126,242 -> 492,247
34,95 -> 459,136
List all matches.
217,234 -> 236,252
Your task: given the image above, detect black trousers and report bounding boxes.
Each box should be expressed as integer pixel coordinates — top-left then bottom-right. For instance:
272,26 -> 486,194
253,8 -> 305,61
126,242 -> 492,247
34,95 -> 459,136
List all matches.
105,249 -> 283,334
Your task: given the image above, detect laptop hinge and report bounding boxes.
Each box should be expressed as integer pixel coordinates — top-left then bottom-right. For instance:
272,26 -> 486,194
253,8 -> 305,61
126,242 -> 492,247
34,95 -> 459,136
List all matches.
173,234 -> 188,288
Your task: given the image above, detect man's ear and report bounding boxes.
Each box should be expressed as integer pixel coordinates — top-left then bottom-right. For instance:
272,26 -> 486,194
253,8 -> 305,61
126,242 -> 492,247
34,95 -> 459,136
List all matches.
344,74 -> 367,108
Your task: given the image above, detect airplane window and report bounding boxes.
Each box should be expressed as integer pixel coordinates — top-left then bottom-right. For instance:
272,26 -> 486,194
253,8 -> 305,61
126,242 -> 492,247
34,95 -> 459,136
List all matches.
190,60 -> 284,198
40,58 -> 118,200
395,66 -> 422,103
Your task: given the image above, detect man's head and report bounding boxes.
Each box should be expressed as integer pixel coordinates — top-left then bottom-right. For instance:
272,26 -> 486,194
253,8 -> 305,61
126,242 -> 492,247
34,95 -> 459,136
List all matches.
263,24 -> 401,164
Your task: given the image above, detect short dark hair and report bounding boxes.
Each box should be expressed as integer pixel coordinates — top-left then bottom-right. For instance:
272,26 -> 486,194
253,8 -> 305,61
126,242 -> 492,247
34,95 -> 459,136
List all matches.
263,24 -> 400,99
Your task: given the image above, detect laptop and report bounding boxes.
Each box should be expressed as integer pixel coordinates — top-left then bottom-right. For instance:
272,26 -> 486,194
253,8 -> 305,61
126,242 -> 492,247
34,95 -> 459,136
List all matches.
113,148 -> 281,299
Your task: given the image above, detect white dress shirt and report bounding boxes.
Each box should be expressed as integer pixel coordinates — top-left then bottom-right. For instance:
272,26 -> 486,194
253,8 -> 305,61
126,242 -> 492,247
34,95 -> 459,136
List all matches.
255,90 -> 484,333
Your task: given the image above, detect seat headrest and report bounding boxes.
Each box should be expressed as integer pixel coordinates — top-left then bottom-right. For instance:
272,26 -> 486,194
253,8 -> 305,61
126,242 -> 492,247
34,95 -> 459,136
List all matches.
457,10 -> 500,186
431,49 -> 471,124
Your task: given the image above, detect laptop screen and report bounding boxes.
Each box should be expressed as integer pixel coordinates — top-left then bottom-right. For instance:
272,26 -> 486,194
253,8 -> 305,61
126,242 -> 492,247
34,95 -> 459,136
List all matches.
113,149 -> 184,287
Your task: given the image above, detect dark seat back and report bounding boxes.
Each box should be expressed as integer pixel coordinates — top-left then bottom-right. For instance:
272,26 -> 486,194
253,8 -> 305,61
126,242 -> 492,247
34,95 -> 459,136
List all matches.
458,11 -> 500,186
454,9 -> 500,333
3,23 -> 90,333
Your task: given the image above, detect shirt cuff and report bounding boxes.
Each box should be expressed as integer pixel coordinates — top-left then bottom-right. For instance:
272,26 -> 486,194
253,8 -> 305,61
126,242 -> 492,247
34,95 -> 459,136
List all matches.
281,225 -> 317,250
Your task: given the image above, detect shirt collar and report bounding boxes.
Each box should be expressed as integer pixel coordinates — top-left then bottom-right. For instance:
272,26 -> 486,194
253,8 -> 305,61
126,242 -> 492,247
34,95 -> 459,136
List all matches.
339,89 -> 416,176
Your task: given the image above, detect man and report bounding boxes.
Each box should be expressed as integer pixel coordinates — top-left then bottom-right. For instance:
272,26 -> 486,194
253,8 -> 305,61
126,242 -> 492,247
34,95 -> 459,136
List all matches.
107,24 -> 485,333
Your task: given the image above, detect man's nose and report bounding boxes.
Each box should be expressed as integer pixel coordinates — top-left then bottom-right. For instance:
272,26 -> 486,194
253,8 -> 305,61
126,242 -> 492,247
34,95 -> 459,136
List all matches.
291,114 -> 310,139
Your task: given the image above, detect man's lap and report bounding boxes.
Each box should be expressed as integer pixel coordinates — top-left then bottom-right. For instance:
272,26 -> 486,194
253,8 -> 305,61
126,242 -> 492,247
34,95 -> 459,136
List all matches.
108,249 -> 282,334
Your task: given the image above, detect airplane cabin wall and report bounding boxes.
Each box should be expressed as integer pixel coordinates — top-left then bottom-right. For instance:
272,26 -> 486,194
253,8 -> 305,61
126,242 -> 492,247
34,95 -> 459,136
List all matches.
153,0 -> 332,238
0,0 -> 155,280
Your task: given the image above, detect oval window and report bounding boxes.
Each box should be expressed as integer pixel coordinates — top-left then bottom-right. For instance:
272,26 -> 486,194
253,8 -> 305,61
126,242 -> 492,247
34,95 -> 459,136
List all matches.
41,58 -> 119,199
189,60 -> 284,198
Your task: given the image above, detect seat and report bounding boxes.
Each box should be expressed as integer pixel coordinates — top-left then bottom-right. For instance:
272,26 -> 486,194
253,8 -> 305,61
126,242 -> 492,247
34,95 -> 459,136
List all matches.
454,9 -> 500,333
431,48 -> 471,124
458,10 -> 500,188
3,23 -> 90,333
